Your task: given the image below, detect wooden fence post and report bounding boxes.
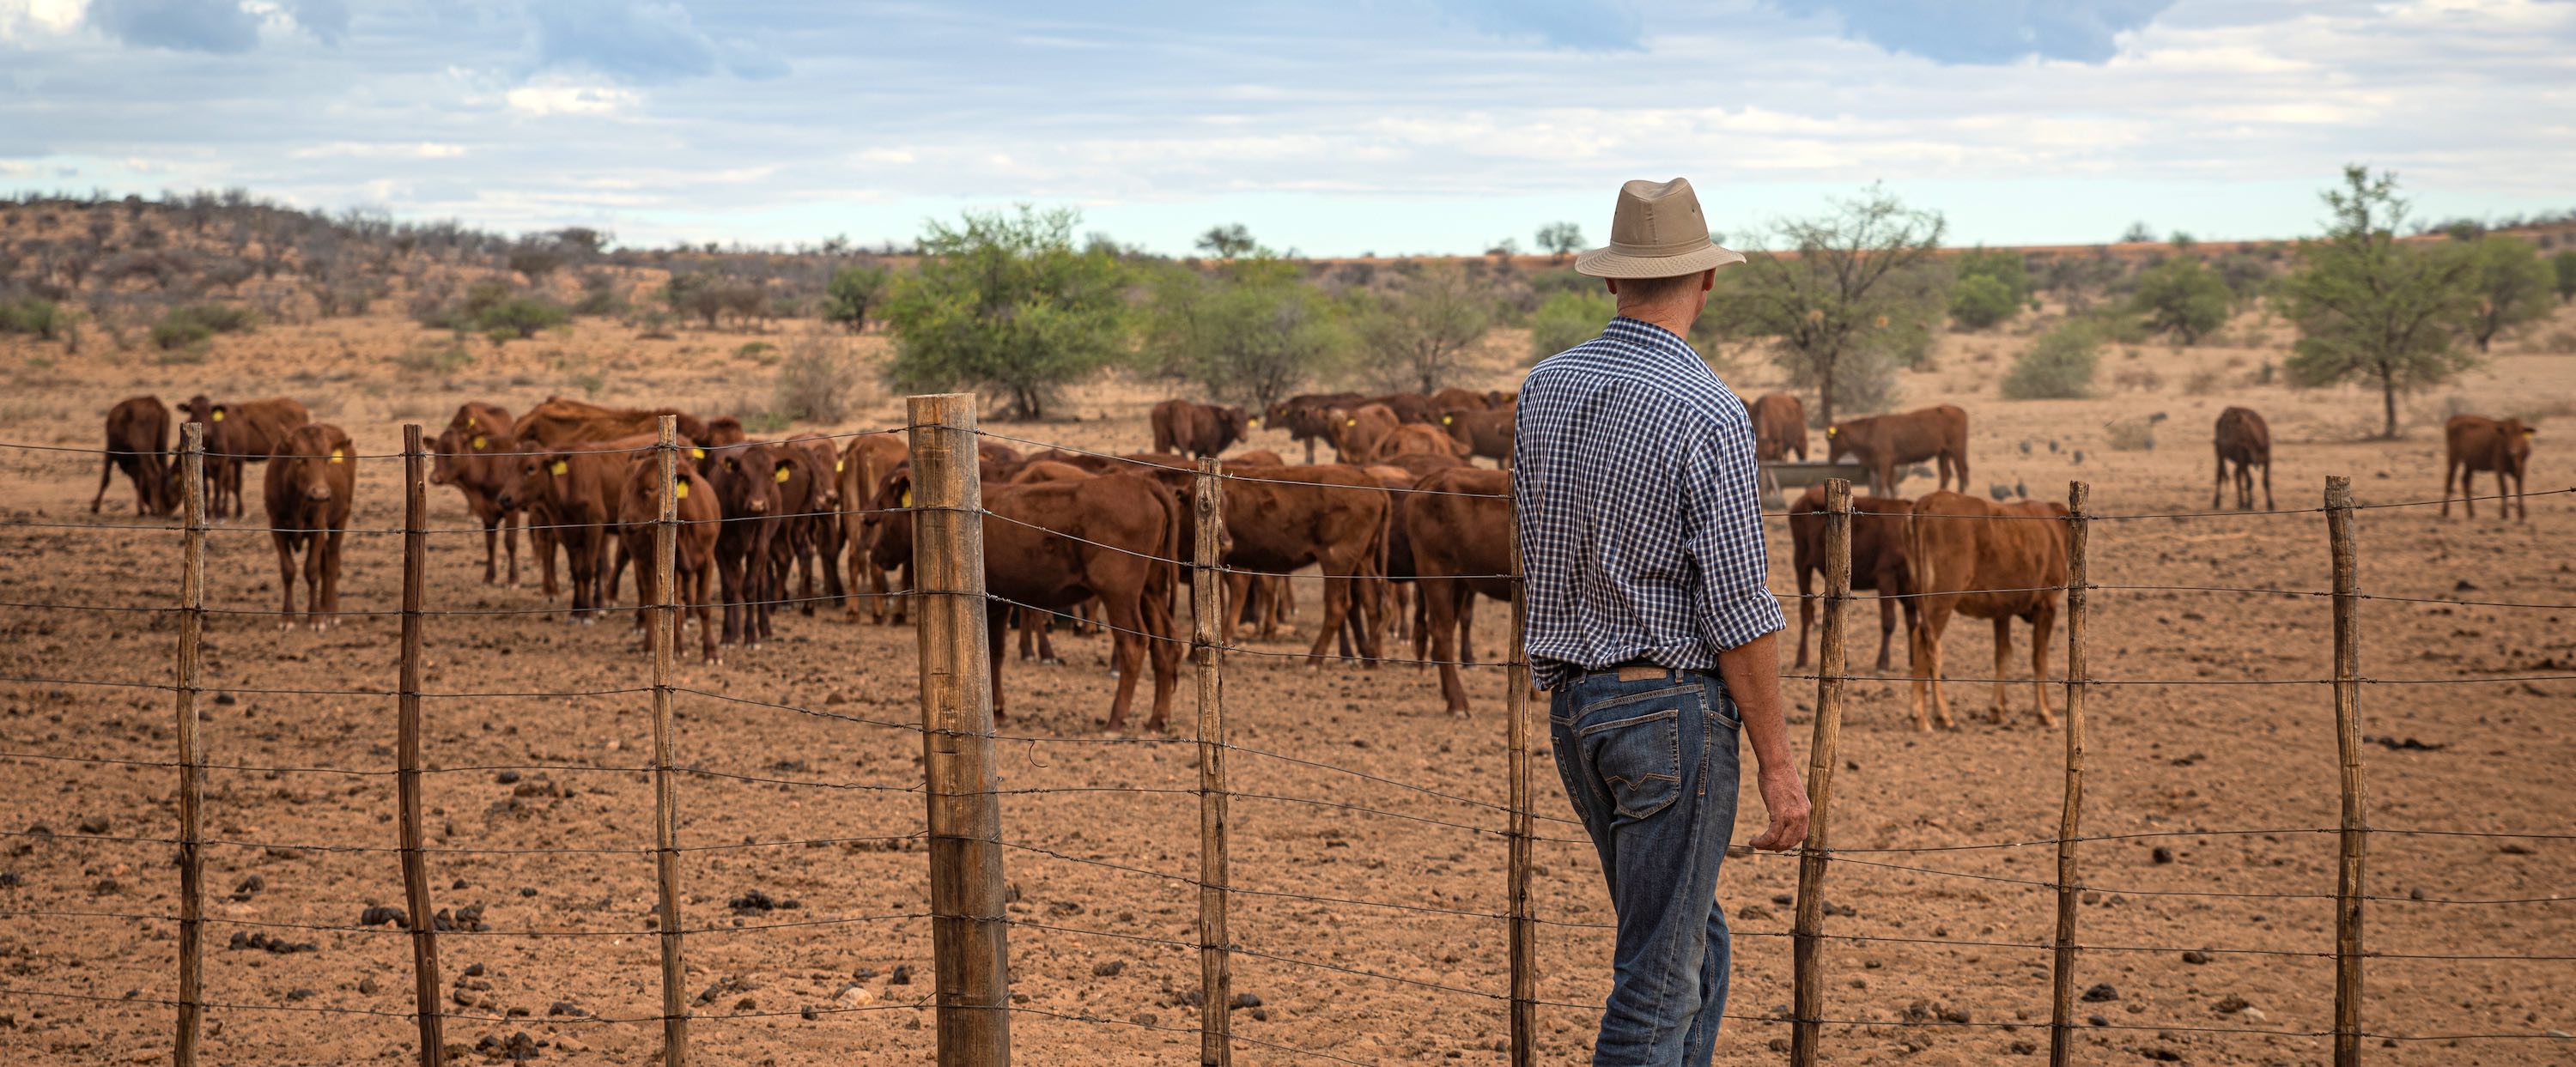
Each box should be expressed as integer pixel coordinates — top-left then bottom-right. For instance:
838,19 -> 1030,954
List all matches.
397,426 -> 446,1065
1193,459 -> 1232,1067
2048,481 -> 2091,1067
1506,512 -> 1535,1067
2326,476 -> 2366,1066
1789,478 -> 1852,1067
173,421 -> 207,1067
908,393 -> 1012,1066
649,417 -> 690,1064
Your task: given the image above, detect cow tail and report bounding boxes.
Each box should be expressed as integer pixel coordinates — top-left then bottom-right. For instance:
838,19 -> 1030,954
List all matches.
1905,506 -> 1933,608
1163,482 -> 1184,615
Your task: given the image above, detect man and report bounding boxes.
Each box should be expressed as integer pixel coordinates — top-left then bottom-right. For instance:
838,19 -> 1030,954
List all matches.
1512,178 -> 1811,1065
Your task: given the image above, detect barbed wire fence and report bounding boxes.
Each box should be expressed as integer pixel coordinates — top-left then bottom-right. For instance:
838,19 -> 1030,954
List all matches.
0,392 -> 2568,1065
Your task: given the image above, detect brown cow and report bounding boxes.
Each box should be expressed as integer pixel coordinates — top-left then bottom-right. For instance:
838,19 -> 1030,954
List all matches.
703,441 -> 786,646
1362,464 -> 1420,654
1787,485 -> 1914,671
839,432 -> 911,623
94,397 -> 171,517
1151,399 -> 1251,458
1400,467 -> 1516,714
1371,452 -> 1468,482
614,459 -> 721,663
507,433 -> 665,621
2444,415 -> 2534,521
1427,387 -> 1495,413
700,416 -> 747,447
1368,393 -> 1440,424
171,395 -> 240,518
2212,406 -> 2274,511
1373,422 -> 1467,463
776,433 -> 846,615
1220,464 -> 1389,666
262,423 -> 356,630
1232,448 -> 1286,467
1749,393 -> 1808,462
1439,405 -> 1515,466
1904,492 -> 2069,731
1326,403 -> 1401,464
1264,392 -> 1367,463
430,403 -> 522,585
1827,404 -> 1968,496
513,397 -> 710,450
176,395 -> 309,518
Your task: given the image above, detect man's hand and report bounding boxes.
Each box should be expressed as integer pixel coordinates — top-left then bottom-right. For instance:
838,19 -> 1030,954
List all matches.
1746,764 -> 1811,852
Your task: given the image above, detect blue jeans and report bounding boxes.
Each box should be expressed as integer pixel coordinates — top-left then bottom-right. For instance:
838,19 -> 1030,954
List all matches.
1549,666 -> 1742,1067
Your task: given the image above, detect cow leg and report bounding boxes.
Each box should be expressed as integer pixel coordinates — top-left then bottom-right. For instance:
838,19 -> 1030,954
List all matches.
1953,449 -> 1967,495
1875,591 -> 1897,674
1455,588 -> 1476,666
2261,460 -> 2274,512
818,529 -> 847,611
1424,578 -> 1469,715
606,537 -> 629,607
536,524 -> 561,598
2213,450 -> 2227,510
2029,606 -> 2057,728
504,510 -> 522,587
1143,579 -> 1179,732
1412,585 -> 1431,666
984,602 -> 1012,724
1222,572 -> 1252,649
1305,575 -> 1352,668
1990,615 -> 2013,724
273,531 -> 300,630
694,567 -> 720,664
1104,596 -> 1149,731
91,452 -> 113,513
716,549 -> 743,646
2494,469 -> 2512,524
1302,438 -> 1315,464
1039,611 -> 1060,666
303,530 -> 328,629
2440,459 -> 2458,518
482,512 -> 501,584
1017,608 -> 1036,661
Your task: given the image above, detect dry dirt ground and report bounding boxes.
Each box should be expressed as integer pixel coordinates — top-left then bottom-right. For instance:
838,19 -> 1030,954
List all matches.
3,305 -> 2573,1065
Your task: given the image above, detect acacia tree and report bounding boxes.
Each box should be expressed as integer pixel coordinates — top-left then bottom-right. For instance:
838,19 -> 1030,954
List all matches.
1722,186 -> 1945,427
1195,223 -> 1255,259
1535,221 -> 1584,261
2280,167 -> 2476,439
2447,234 -> 2553,352
1352,264 -> 1493,393
883,206 -> 1127,420
1141,255 -> 1344,409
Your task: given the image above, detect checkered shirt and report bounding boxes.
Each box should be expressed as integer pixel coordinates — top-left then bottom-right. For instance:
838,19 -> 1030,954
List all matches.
1512,316 -> 1784,691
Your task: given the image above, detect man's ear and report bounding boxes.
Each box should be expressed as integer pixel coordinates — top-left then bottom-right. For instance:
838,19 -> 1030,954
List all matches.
1603,277 -> 1621,297
1700,268 -> 1717,293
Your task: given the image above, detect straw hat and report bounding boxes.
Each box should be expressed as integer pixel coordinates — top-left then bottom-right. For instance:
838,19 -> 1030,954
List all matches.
1574,178 -> 1746,279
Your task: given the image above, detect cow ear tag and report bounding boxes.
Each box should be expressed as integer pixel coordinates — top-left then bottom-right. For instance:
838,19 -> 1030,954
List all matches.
211,409 -> 226,421
900,489 -> 912,507
773,465 -> 792,484
835,460 -> 844,473
328,448 -> 344,463
549,460 -> 568,476
674,482 -> 690,500
471,434 -> 487,450
1441,415 -> 1452,425
692,447 -> 707,459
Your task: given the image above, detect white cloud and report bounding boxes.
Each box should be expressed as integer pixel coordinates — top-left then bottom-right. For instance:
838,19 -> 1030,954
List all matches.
289,142 -> 468,160
503,82 -> 639,116
0,0 -> 89,40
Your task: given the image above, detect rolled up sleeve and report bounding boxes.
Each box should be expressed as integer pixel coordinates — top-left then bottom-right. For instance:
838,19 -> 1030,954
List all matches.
1678,418 -> 1785,652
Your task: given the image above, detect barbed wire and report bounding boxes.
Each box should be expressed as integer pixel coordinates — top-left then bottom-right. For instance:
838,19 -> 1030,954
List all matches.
0,425 -> 921,463
0,984 -> 934,1025
0,906 -> 928,938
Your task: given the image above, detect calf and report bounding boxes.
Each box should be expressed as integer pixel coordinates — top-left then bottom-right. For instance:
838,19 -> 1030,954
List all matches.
838,432 -> 911,623
773,434 -> 845,615
507,434 -> 661,621
262,423 -> 356,630
2212,406 -> 2274,511
1264,392 -> 1365,463
1904,492 -> 2069,731
1219,464 -> 1390,666
93,397 -> 171,517
1787,484 -> 1914,671
1439,405 -> 1515,467
176,395 -> 308,518
1400,467 -> 1516,714
430,402 -> 522,585
1827,404 -> 1968,496
614,459 -> 721,663
1151,399 -> 1251,458
2443,415 -> 2534,521
1325,403 -> 1401,464
1749,393 -> 1808,462
703,441 -> 786,646
172,395 -> 240,518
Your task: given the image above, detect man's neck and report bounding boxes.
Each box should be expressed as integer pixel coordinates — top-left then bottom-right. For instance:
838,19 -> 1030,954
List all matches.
1619,306 -> 1699,343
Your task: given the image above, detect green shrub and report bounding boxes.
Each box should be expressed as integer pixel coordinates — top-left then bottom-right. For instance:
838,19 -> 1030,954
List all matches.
2554,249 -> 2576,303
477,296 -> 569,342
1948,273 -> 2018,330
736,341 -> 777,360
0,296 -> 66,339
2130,258 -> 2233,344
2002,323 -> 2102,399
150,303 -> 256,350
822,264 -> 890,331
770,336 -> 870,423
1528,288 -> 1613,361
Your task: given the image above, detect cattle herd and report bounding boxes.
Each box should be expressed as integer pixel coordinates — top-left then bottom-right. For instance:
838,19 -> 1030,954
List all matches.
85,386 -> 2538,732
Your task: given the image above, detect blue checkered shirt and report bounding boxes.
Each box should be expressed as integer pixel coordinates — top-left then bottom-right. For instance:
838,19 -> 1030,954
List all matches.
1512,316 -> 1784,691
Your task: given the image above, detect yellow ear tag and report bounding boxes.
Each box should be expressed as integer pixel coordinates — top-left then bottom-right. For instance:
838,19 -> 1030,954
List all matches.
1345,418 -> 1356,427
549,460 -> 568,476
1441,415 -> 1452,425
900,489 -> 912,507
692,447 -> 707,459
835,460 -> 845,473
773,465 -> 792,484
471,434 -> 487,450
210,410 -> 225,421
674,482 -> 690,500
328,448 -> 344,464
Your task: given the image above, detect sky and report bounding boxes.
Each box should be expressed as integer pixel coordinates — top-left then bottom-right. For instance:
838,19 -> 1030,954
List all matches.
2,0 -> 2572,256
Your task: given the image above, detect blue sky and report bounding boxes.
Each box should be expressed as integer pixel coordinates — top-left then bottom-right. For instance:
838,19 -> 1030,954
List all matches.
3,1 -> 2571,255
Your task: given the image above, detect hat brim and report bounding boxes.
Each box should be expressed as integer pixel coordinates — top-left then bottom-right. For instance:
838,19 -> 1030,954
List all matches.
1573,243 -> 1746,279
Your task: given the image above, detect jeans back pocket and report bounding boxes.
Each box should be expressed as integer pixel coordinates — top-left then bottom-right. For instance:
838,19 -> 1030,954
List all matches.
1575,705 -> 1683,820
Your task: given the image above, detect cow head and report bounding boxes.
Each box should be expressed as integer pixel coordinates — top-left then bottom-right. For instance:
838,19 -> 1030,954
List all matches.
705,441 -> 781,518
272,424 -> 349,505
429,423 -> 479,487
702,416 -> 747,447
495,442 -> 555,512
864,464 -> 914,570
180,394 -> 215,427
2504,419 -> 2535,468
1218,405 -> 1250,446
